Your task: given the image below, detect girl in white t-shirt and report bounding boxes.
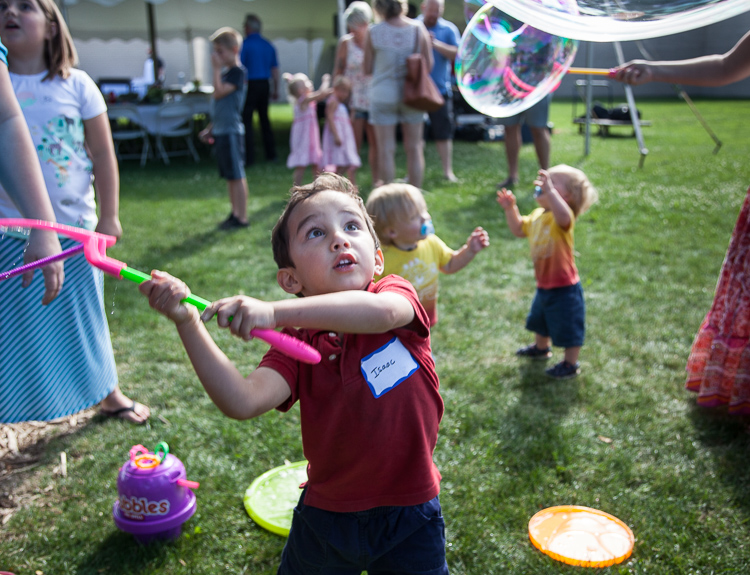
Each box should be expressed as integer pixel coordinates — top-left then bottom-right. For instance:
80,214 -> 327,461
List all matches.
0,0 -> 149,424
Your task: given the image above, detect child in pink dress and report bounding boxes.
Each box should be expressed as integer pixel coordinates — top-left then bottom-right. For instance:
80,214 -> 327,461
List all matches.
322,76 -> 361,184
284,72 -> 331,186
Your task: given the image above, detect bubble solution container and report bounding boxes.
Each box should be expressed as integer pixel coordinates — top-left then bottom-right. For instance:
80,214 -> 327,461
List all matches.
112,444 -> 199,544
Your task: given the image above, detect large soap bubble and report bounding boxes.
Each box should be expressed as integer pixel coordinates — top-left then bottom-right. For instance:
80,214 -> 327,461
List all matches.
455,2 -> 578,118
463,0 -> 486,24
490,0 -> 750,42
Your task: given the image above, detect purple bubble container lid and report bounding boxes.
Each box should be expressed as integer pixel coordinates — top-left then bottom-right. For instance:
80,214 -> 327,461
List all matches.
112,448 -> 198,542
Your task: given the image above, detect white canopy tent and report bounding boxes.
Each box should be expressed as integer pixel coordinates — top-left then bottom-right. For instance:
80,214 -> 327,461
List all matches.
61,0 -> 469,89
61,0 -> 345,42
60,0 -> 348,89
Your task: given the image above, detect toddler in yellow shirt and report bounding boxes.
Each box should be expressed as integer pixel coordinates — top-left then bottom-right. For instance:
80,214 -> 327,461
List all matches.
367,183 -> 489,326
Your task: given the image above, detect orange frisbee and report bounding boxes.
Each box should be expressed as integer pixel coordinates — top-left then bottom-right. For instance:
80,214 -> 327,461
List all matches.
528,505 -> 634,567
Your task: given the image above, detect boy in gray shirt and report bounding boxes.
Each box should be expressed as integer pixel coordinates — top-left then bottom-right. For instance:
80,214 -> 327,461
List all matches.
200,27 -> 250,229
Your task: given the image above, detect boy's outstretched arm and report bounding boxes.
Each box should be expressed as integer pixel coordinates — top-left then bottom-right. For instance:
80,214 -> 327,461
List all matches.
139,271 -> 292,420
203,289 -> 416,341
441,227 -> 490,274
497,189 -> 525,238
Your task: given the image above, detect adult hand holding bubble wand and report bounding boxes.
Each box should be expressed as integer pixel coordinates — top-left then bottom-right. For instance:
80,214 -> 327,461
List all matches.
0,218 -> 321,365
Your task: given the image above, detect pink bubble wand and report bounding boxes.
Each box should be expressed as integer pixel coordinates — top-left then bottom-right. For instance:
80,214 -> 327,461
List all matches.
0,218 -> 321,364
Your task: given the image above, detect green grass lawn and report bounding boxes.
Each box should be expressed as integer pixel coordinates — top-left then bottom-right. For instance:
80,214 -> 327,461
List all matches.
2,98 -> 750,574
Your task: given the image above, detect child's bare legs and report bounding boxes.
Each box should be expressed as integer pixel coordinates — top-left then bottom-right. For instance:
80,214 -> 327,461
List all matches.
374,124 -> 396,184
564,346 -> 580,365
228,178 -> 248,224
535,333 -> 551,350
99,386 -> 150,424
401,121 -> 425,189
345,165 -> 357,185
534,335 -> 579,363
360,120 -> 380,186
293,167 -> 306,187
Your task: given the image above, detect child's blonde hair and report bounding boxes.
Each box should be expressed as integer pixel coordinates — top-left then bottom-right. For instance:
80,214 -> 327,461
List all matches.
332,75 -> 352,99
333,75 -> 352,91
282,72 -> 310,101
365,183 -> 427,247
549,164 -> 598,217
209,27 -> 243,51
28,0 -> 77,81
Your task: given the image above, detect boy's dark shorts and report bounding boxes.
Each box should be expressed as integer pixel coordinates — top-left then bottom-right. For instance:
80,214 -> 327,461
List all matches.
526,282 -> 585,348
214,133 -> 246,181
278,490 -> 449,574
427,96 -> 454,140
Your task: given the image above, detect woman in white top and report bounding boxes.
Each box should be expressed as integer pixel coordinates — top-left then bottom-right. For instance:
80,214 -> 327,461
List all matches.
334,1 -> 380,185
364,0 -> 433,189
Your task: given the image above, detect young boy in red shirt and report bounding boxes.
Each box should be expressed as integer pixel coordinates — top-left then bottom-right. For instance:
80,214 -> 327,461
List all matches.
139,173 -> 448,574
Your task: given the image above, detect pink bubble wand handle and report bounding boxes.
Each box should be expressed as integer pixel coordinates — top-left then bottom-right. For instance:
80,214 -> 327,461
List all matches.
0,243 -> 84,282
0,218 -> 322,364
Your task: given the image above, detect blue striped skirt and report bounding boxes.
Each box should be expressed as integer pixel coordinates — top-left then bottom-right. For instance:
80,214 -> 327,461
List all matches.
0,235 -> 118,422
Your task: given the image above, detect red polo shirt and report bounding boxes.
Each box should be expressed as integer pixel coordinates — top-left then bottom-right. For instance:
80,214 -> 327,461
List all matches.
259,275 -> 444,512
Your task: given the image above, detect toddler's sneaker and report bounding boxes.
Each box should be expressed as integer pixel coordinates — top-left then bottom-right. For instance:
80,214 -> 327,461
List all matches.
546,361 -> 580,379
515,344 -> 552,360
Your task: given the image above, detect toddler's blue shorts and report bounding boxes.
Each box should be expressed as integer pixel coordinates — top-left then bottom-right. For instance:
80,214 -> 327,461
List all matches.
278,490 -> 449,575
215,133 -> 245,181
526,282 -> 585,348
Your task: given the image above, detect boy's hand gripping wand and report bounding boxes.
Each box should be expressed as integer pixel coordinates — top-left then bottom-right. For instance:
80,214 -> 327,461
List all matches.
0,218 -> 321,364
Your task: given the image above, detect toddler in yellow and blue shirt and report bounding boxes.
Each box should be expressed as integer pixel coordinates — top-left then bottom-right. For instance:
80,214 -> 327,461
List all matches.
497,165 -> 598,379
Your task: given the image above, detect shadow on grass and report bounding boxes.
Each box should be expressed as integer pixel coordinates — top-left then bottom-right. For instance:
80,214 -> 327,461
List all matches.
517,360 -> 581,413
509,361 -> 582,485
687,403 -> 750,512
78,531 -> 176,575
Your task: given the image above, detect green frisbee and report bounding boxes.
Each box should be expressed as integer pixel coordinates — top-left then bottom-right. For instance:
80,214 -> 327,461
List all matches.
243,460 -> 308,537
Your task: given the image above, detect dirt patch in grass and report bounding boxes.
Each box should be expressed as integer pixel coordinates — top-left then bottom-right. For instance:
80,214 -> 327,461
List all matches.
0,409 -> 97,529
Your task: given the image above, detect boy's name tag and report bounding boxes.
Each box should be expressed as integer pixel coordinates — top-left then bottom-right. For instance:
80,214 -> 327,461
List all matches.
361,337 -> 419,398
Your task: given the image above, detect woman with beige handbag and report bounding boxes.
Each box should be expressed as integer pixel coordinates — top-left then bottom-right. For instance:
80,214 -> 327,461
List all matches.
364,0 -> 433,189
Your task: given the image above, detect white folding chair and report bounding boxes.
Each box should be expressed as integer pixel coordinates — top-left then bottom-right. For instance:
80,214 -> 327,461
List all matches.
107,103 -> 150,167
153,102 -> 200,164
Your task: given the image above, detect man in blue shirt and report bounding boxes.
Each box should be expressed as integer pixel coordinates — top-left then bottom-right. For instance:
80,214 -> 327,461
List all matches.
419,0 -> 460,182
240,14 -> 279,165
